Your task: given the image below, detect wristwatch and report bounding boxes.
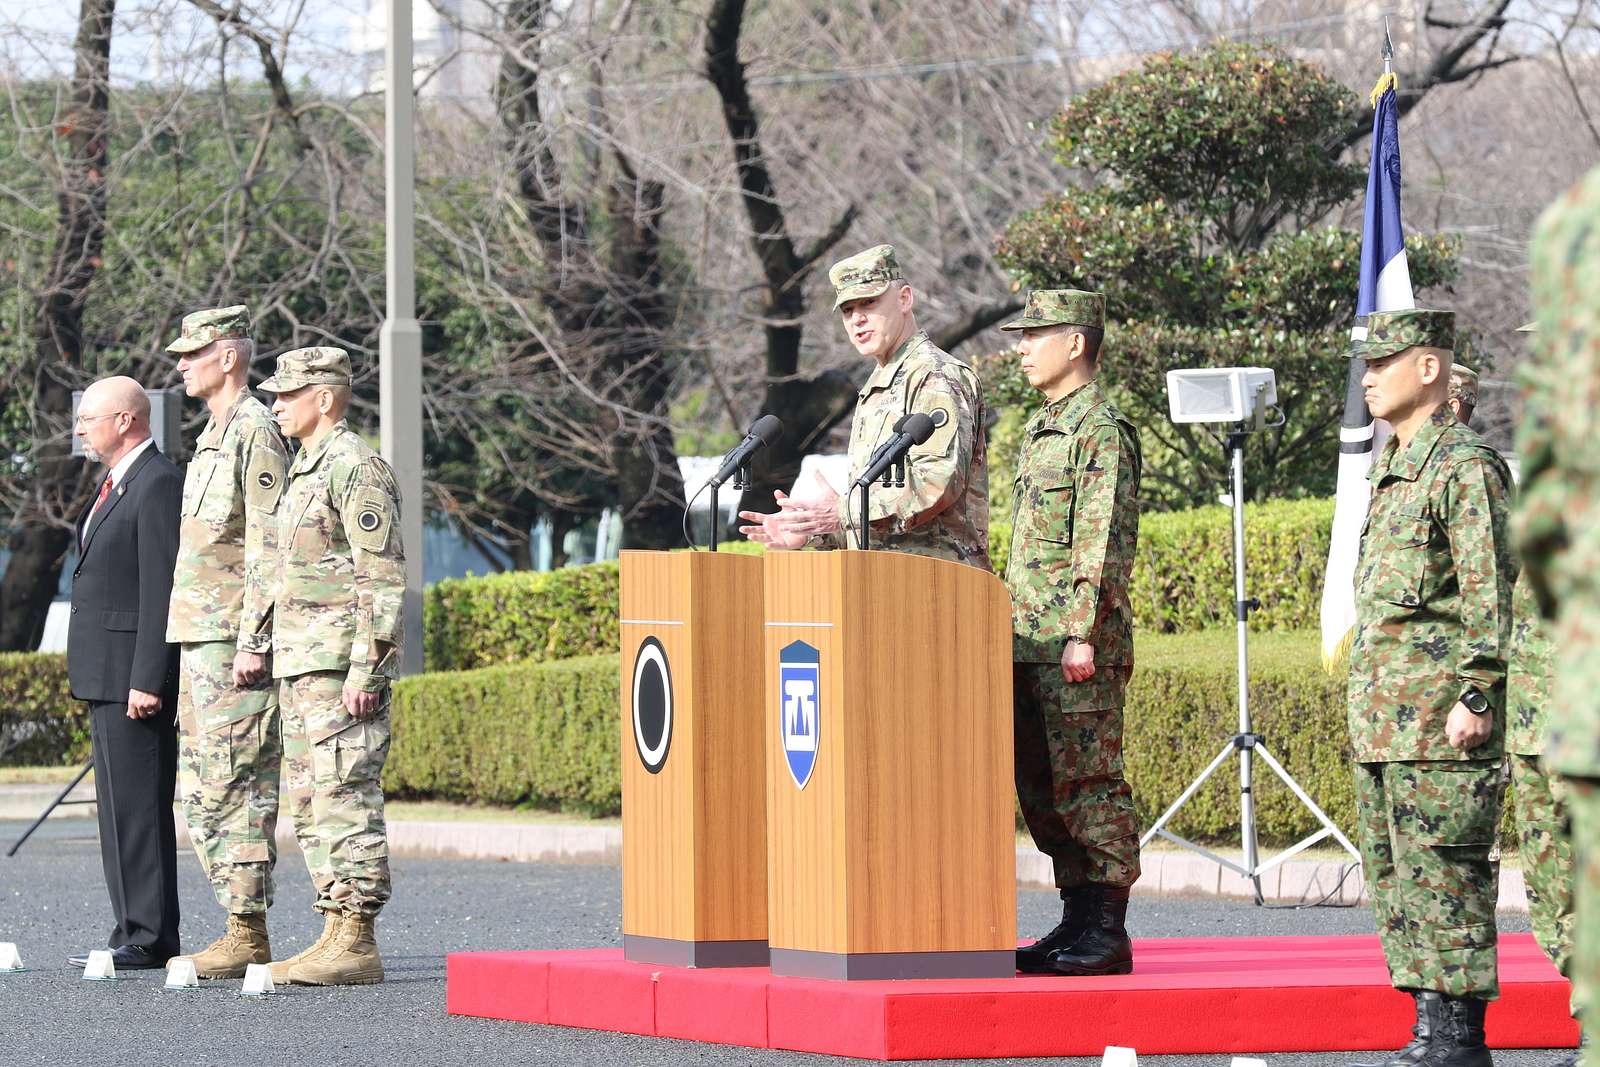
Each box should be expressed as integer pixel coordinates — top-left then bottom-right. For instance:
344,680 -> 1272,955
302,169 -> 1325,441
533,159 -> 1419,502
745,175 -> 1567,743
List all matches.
1460,688 -> 1490,715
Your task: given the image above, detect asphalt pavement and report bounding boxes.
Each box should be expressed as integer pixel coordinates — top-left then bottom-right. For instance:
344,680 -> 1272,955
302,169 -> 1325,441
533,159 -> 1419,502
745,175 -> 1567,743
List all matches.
0,818 -> 1561,1067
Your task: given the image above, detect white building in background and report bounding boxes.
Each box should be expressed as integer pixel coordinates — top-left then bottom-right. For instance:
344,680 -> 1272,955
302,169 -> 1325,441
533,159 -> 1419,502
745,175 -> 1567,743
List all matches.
348,0 -> 501,103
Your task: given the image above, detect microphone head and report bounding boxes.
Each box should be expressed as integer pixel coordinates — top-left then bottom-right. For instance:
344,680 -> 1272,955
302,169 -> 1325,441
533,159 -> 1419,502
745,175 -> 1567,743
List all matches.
748,414 -> 784,447
901,413 -> 936,444
891,413 -> 912,433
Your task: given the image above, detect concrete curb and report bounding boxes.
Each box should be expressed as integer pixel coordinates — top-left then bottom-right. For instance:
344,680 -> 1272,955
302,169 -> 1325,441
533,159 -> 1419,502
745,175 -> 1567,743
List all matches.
1,785 -> 1529,911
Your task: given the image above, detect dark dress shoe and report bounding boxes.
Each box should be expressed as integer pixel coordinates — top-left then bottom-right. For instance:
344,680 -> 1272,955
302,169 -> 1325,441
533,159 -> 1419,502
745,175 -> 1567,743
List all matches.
67,944 -> 172,970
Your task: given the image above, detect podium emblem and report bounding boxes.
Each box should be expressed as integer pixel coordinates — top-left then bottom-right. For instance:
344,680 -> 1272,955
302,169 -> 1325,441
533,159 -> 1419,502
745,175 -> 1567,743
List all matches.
631,637 -> 673,774
779,640 -> 820,789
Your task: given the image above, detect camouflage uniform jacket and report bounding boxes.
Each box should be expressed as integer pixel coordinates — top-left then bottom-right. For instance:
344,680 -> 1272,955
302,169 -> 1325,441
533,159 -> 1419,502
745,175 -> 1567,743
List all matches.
822,331 -> 989,568
1005,381 -> 1141,666
268,420 -> 405,692
1347,406 -> 1515,763
1516,165 -> 1600,777
166,391 -> 288,652
1506,573 -> 1554,756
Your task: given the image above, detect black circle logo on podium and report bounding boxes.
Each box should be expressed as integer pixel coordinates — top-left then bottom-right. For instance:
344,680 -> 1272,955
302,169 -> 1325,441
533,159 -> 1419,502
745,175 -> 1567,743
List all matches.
631,637 -> 673,774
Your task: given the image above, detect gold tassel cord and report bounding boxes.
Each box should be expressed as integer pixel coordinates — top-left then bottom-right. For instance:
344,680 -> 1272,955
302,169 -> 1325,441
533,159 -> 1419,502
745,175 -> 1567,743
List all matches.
1369,71 -> 1398,110
1321,625 -> 1355,676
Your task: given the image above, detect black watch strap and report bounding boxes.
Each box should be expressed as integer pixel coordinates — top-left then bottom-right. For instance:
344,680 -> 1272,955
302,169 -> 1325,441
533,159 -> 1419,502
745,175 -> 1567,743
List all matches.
1461,688 -> 1490,715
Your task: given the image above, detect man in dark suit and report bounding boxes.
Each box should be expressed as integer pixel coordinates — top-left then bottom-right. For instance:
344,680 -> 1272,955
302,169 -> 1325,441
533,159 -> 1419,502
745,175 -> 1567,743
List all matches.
66,376 -> 184,970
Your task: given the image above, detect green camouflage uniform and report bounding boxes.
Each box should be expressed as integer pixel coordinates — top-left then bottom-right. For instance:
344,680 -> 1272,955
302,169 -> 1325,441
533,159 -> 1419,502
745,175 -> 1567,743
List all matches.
1507,573 -> 1574,989
818,245 -> 989,568
258,348 -> 405,918
1516,165 -> 1600,1055
1000,290 -> 1142,890
1347,308 -> 1515,1001
164,306 -> 290,916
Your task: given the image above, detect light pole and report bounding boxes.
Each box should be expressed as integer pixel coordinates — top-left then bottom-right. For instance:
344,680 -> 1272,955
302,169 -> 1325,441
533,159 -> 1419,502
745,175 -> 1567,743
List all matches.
381,0 -> 424,674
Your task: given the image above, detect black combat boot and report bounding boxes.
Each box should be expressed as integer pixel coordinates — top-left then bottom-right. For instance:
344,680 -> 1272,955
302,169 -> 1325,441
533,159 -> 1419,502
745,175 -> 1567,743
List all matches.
1418,996 -> 1492,1067
1016,887 -> 1089,974
1349,991 -> 1445,1067
1048,884 -> 1133,976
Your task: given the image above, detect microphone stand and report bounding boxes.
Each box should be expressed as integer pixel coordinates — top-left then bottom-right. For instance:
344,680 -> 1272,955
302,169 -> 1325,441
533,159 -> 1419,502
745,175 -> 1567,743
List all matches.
854,454 -> 907,552
707,463 -> 752,553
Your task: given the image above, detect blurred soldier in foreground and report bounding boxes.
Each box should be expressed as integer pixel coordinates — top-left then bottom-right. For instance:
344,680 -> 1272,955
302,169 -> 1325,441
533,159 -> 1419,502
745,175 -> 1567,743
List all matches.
1000,290 -> 1142,977
258,348 -> 405,986
736,244 -> 989,567
1347,309 -> 1514,1067
1454,351 -> 1578,1050
166,306 -> 290,979
1516,165 -> 1600,1067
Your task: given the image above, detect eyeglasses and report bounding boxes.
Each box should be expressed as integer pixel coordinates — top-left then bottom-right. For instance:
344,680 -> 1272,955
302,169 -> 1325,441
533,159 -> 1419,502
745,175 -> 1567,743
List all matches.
74,410 -> 126,427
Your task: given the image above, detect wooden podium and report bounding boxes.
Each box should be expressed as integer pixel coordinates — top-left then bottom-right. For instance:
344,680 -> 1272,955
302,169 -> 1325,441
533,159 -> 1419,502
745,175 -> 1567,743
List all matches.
619,550 -> 768,967
762,550 -> 1016,979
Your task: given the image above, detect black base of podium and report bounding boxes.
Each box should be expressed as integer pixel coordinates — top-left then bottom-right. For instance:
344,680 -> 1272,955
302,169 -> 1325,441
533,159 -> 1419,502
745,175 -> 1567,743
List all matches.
769,947 -> 1014,980
622,934 -> 768,968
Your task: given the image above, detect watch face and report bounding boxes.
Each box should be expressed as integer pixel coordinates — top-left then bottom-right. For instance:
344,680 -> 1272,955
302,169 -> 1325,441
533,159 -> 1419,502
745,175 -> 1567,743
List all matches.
1464,691 -> 1488,713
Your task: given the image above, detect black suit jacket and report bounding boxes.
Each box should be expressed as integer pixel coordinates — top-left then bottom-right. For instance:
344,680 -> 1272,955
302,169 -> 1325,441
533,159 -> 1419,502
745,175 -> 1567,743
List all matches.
67,444 -> 183,703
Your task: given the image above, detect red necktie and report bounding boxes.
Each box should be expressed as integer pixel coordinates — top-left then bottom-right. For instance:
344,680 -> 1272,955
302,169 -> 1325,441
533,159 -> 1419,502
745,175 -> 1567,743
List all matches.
85,474 -> 112,538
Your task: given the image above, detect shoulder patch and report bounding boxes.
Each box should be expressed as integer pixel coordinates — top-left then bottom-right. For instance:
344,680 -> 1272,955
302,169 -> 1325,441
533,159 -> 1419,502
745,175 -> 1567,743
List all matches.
346,484 -> 397,554
243,439 -> 288,513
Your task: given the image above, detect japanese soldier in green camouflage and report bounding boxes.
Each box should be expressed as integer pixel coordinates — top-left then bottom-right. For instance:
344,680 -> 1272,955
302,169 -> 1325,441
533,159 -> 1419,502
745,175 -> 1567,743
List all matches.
1348,308 -> 1515,1067
736,244 -> 988,567
258,347 -> 405,986
999,290 -> 1142,977
164,305 -> 289,979
1516,165 -> 1600,1067
1454,345 -> 1577,1026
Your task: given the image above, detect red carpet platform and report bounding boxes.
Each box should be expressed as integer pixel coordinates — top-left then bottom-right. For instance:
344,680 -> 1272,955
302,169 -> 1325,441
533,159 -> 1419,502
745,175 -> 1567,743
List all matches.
446,933 -> 1577,1060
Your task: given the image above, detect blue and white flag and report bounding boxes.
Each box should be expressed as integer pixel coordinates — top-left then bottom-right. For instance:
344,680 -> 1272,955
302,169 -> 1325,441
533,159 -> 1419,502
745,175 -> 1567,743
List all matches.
1320,71 -> 1415,668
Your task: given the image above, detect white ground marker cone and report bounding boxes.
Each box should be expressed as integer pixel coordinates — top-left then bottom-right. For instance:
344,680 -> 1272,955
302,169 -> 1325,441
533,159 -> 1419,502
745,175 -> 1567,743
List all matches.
239,962 -> 276,996
0,942 -> 22,971
81,949 -> 116,981
1101,1047 -> 1138,1067
165,958 -> 199,989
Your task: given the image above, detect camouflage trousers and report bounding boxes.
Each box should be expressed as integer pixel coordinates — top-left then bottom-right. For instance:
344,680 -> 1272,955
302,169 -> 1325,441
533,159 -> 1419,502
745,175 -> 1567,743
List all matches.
1014,664 -> 1141,890
1354,760 -> 1504,999
1509,753 -> 1575,998
279,671 -> 392,916
177,641 -> 281,915
1569,778 -> 1600,1064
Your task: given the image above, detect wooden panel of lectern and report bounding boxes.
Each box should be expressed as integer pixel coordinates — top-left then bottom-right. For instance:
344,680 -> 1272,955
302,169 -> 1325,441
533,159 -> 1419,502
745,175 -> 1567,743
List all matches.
619,547 -> 1015,980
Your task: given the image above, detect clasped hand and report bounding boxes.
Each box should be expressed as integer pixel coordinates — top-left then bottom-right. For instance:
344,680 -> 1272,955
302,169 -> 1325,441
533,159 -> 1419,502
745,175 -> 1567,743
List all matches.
736,472 -> 843,549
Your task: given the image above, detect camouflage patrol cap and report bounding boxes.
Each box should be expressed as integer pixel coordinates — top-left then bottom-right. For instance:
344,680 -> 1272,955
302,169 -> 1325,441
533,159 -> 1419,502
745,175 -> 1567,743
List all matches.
1351,308 -> 1456,359
998,289 -> 1106,332
165,305 -> 251,354
829,245 -> 903,310
258,346 -> 352,393
1448,363 -> 1479,409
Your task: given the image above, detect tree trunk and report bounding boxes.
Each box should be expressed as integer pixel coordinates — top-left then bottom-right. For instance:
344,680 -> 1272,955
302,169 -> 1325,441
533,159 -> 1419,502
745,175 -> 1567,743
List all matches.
0,0 -> 115,651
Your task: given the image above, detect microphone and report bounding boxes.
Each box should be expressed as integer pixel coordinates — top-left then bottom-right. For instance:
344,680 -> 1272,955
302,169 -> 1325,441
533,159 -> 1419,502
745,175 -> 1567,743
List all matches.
852,412 -> 937,489
708,415 -> 783,489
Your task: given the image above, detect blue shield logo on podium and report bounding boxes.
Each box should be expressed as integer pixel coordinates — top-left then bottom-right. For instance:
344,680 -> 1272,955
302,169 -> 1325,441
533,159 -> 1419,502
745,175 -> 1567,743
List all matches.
779,641 -> 821,790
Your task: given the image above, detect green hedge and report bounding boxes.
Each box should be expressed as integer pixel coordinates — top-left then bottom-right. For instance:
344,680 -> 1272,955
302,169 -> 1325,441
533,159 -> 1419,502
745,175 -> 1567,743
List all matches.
424,563 -> 622,671
386,653 -> 621,814
991,496 -> 1334,633
0,653 -> 86,767
384,628 -> 1362,844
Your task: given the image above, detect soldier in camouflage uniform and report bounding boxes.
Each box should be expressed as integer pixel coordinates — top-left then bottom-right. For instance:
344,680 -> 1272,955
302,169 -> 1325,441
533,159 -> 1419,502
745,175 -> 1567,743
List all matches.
257,347 -> 405,986
999,290 -> 1142,978
736,245 -> 988,567
1453,350 -> 1577,1023
164,306 -> 290,979
1347,308 -> 1515,1067
1516,165 -> 1600,1067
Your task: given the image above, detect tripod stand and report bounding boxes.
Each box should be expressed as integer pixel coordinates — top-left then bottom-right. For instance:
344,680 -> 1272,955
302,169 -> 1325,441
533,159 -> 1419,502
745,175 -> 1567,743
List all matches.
1138,425 -> 1360,903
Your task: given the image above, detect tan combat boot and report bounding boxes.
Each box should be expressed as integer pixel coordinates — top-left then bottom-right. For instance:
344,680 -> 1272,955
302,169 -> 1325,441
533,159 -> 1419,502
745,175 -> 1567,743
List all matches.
269,911 -> 341,984
181,913 -> 271,979
287,913 -> 383,986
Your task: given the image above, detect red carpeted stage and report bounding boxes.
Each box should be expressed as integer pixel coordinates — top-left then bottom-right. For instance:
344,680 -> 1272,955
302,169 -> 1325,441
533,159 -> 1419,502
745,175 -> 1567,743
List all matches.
446,933 -> 1576,1060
